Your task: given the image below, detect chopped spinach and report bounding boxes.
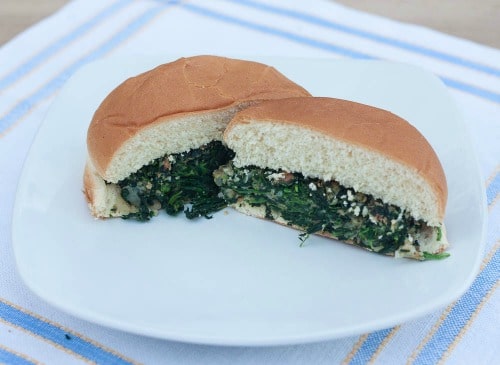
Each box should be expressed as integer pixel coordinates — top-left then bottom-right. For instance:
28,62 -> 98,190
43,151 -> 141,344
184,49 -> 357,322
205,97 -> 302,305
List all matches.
423,251 -> 450,260
118,141 -> 234,220
214,162 -> 442,258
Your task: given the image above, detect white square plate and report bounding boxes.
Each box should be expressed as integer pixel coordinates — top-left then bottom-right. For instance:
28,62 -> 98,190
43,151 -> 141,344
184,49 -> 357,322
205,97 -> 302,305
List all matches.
12,56 -> 486,346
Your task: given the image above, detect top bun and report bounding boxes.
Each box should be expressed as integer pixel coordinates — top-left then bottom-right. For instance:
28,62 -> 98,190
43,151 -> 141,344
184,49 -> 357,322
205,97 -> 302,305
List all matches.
224,97 -> 447,226
87,55 -> 310,183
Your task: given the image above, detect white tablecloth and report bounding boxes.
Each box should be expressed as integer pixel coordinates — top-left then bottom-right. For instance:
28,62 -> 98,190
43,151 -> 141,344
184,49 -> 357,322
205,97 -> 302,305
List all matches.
1,1 -> 499,364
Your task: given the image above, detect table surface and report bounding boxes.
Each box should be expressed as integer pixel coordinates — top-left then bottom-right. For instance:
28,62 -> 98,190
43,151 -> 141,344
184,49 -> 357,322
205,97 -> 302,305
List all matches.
1,0 -> 499,49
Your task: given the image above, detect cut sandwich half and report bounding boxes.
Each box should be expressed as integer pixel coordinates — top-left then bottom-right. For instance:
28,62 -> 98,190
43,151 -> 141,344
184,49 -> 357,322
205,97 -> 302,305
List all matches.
214,97 -> 449,260
83,55 -> 310,220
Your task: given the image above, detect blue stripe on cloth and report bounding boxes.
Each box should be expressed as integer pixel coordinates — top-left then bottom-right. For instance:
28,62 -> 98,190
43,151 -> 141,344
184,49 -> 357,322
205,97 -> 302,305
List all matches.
486,172 -> 500,205
0,0 -> 132,91
347,328 -> 394,365
0,348 -> 35,365
180,2 -> 373,59
441,77 -> 500,103
229,0 -> 500,77
0,301 -> 133,364
180,3 -> 500,103
413,247 -> 500,364
0,4 -> 168,134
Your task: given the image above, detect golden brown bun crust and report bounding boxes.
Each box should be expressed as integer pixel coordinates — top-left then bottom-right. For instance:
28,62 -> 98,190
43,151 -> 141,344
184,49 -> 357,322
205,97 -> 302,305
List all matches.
83,162 -> 95,207
87,55 -> 310,178
225,97 -> 447,218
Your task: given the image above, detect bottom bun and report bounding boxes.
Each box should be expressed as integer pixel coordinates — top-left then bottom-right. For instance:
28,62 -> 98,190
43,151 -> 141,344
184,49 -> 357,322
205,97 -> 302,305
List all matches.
83,160 -> 137,218
230,200 -> 448,260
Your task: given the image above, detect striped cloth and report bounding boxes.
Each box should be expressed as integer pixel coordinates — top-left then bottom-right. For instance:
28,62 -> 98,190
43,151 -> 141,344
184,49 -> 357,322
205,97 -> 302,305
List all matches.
1,0 -> 499,363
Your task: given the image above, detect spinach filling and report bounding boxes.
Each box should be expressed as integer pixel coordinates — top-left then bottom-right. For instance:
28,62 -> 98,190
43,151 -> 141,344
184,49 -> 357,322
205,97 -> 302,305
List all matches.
118,141 -> 234,220
214,162 -> 442,257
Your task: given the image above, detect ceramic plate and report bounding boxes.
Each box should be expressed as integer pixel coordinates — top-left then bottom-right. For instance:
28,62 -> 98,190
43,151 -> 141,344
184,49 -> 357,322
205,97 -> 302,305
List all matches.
12,56 -> 486,346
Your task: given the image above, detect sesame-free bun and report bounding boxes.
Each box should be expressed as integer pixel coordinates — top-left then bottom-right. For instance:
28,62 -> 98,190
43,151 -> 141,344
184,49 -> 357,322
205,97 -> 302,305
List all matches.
86,55 -> 310,184
224,97 -> 447,227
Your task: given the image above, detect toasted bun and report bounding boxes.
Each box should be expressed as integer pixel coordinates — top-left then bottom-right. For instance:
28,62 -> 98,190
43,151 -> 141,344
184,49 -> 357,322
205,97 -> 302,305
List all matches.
224,97 -> 447,226
86,55 -> 310,184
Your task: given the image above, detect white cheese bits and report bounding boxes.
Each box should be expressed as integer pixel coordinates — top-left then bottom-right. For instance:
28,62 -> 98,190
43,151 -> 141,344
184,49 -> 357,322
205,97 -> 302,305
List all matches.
267,172 -> 285,181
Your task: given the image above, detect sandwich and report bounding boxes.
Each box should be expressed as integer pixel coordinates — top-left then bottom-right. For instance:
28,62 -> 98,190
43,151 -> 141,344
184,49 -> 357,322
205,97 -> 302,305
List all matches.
214,97 -> 449,260
83,55 -> 310,220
